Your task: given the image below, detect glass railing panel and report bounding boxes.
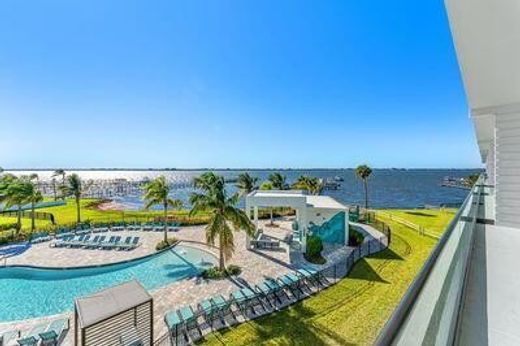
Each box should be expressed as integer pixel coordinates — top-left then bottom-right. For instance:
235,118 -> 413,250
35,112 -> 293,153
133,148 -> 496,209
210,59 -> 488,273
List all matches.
376,177 -> 483,345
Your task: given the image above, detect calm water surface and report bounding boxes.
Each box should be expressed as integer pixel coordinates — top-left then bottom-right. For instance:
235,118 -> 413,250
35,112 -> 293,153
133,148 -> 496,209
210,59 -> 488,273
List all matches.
0,245 -> 216,322
7,169 -> 479,209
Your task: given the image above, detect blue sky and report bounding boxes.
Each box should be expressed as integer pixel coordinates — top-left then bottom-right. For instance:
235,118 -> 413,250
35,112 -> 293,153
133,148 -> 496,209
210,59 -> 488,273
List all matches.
0,0 -> 480,169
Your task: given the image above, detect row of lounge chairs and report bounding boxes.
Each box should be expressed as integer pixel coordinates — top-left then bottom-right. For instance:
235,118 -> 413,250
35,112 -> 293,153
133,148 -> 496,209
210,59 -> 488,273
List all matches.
29,232 -> 52,244
30,223 -> 180,245
164,267 -> 326,344
0,318 -> 69,346
52,235 -> 141,251
53,223 -> 179,237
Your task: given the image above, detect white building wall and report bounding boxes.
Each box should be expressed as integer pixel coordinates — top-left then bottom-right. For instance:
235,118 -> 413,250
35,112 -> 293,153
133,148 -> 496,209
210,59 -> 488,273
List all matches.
486,141 -> 495,186
495,112 -> 520,228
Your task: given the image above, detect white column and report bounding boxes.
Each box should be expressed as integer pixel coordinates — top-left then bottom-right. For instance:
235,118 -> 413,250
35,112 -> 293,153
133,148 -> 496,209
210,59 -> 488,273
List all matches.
344,210 -> 349,246
253,206 -> 259,231
299,207 -> 307,253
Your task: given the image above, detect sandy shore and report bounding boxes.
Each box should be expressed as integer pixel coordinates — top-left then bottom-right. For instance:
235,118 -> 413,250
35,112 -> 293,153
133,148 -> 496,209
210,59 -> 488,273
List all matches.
95,200 -> 128,211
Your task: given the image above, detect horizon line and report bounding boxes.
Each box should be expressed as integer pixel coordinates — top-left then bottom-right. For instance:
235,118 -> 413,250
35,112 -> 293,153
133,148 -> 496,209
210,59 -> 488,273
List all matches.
2,167 -> 483,171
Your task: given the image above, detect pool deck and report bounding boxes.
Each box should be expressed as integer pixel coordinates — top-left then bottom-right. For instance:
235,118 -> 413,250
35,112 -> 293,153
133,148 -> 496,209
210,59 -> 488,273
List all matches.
0,219 -> 382,345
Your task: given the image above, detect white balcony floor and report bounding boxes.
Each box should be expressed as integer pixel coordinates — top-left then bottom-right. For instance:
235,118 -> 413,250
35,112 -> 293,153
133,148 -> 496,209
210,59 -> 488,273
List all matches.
457,189 -> 520,345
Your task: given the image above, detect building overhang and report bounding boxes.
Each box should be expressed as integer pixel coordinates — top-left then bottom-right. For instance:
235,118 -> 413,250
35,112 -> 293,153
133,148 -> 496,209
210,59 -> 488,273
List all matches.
445,0 -> 520,162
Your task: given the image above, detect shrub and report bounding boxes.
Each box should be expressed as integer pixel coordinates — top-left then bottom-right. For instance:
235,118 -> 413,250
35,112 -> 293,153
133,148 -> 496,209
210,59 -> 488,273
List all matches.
349,228 -> 365,247
226,264 -> 242,276
202,266 -> 227,280
201,265 -> 242,280
305,235 -> 326,264
0,223 -> 17,231
155,237 -> 178,251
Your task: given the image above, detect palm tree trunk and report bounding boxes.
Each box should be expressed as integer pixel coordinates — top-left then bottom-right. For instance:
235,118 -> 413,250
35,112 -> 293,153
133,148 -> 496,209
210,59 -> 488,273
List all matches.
16,205 -> 22,234
52,178 -> 58,201
163,203 -> 168,243
62,174 -> 66,200
31,202 -> 35,233
76,196 -> 81,224
364,179 -> 369,210
219,234 -> 225,271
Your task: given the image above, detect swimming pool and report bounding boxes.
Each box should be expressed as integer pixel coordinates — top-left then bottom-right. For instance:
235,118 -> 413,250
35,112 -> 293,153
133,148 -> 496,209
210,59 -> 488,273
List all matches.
0,245 -> 216,322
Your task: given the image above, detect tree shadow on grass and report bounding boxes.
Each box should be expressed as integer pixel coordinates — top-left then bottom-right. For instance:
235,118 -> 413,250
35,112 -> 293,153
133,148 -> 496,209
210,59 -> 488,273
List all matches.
348,258 -> 388,284
198,302 -> 356,346
404,211 -> 435,217
368,247 -> 403,261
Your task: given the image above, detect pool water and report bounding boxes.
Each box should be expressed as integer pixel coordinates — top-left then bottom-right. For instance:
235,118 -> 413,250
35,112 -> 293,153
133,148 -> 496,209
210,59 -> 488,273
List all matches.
0,245 -> 216,322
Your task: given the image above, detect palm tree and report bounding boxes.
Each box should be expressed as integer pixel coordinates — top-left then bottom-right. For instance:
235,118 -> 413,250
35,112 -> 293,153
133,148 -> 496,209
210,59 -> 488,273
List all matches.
27,182 -> 43,233
355,165 -> 373,209
259,180 -> 276,225
190,172 -> 254,271
51,177 -> 58,201
3,178 -> 32,233
0,174 -> 16,208
268,172 -> 287,190
236,172 -> 259,196
292,175 -> 324,195
28,173 -> 39,182
60,174 -> 88,224
53,169 -> 66,199
142,176 -> 183,242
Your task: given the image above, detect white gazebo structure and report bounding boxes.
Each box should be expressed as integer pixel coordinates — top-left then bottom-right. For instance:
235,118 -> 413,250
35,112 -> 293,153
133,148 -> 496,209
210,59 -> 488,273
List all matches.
245,190 -> 349,252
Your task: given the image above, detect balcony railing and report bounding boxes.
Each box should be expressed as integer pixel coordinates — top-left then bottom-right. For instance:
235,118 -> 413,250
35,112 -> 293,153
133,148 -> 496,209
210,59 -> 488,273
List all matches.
376,176 -> 484,345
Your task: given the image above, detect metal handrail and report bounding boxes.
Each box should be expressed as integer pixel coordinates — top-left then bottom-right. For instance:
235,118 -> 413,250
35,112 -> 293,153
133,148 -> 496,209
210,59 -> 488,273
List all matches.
375,176 -> 482,345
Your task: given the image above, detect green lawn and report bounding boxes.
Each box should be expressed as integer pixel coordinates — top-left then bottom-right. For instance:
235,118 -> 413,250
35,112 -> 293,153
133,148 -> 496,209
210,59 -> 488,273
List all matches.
0,198 -> 211,234
378,208 -> 457,237
0,199 -> 293,234
201,209 -> 453,346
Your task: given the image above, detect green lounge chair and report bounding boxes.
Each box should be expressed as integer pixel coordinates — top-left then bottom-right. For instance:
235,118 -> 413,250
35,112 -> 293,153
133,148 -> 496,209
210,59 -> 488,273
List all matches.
242,288 -> 264,312
117,236 -> 133,251
212,295 -> 235,321
198,299 -> 218,327
100,236 -> 117,250
278,275 -> 303,297
1,330 -> 19,346
230,290 -> 246,304
265,278 -> 289,301
255,282 -> 281,306
17,324 -> 46,346
60,235 -> 81,248
287,272 -> 308,290
231,289 -> 257,316
297,267 -> 325,286
69,235 -> 88,248
84,235 -> 100,249
111,236 -> 122,249
165,310 -> 183,338
178,306 -> 201,341
39,318 -> 69,346
198,299 -> 213,314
